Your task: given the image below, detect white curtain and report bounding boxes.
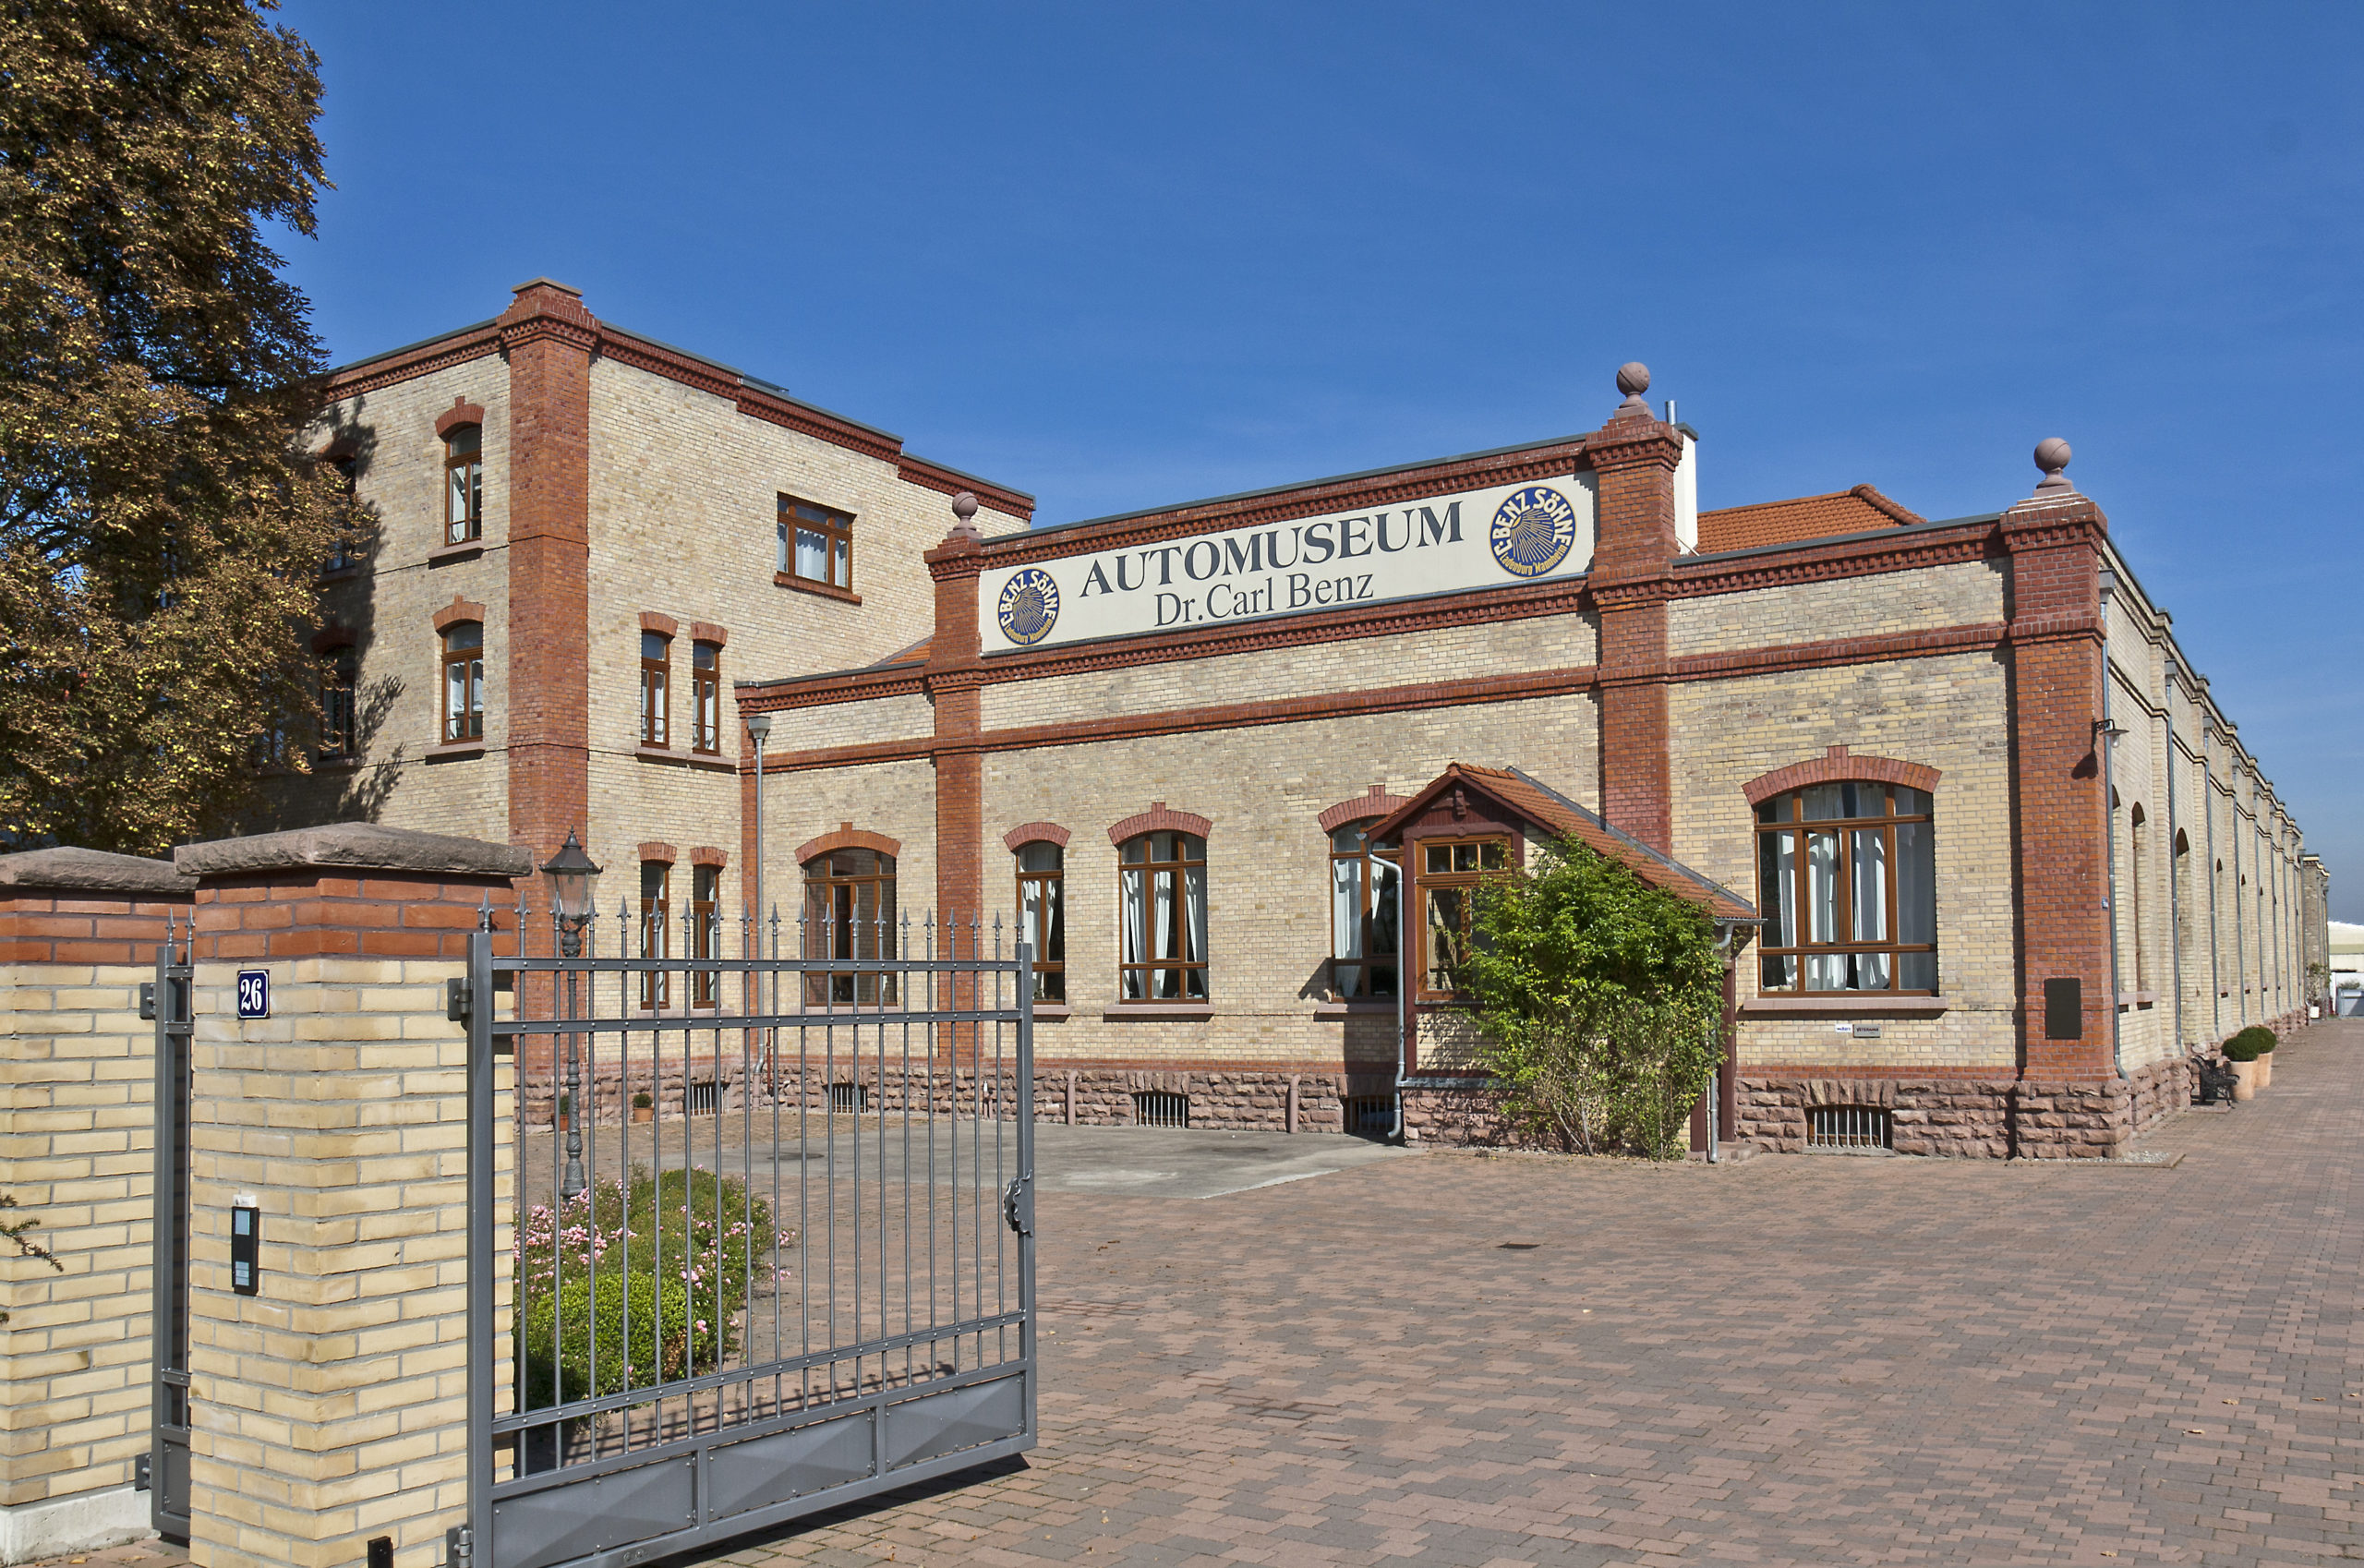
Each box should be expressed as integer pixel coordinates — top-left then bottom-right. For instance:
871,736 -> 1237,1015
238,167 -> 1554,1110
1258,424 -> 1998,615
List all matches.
1184,865 -> 1207,998
1152,869 -> 1176,997
1851,828 -> 1891,990
1805,830 -> 1843,990
1121,867 -> 1146,1000
796,528 -> 828,580
1333,855 -> 1362,992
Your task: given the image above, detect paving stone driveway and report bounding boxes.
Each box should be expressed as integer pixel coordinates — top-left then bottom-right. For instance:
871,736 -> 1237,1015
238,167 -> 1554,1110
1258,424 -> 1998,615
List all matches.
712,1022 -> 2364,1567
52,1023 -> 2360,1568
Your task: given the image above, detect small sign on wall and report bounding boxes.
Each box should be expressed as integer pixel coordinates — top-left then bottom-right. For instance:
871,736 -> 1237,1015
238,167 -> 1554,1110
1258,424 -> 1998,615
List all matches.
236,970 -> 270,1019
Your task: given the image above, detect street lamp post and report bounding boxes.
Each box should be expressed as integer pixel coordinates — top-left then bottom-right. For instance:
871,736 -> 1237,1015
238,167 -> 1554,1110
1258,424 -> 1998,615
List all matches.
541,830 -> 603,1201
744,711 -> 773,1091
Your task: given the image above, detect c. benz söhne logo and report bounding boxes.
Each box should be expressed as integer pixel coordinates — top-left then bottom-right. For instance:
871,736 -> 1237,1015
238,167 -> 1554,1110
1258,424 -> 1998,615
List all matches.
1488,485 -> 1579,578
997,567 -> 1060,645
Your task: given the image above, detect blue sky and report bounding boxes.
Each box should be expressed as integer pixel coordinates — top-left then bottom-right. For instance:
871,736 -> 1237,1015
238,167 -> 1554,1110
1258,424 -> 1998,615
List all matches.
276,1 -> 2362,917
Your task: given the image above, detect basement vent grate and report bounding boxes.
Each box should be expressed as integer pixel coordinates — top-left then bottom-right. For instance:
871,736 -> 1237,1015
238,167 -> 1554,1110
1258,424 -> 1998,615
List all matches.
1342,1095 -> 1396,1139
827,1081 -> 867,1114
685,1081 -> 721,1117
1132,1090 -> 1188,1128
1806,1105 -> 1891,1150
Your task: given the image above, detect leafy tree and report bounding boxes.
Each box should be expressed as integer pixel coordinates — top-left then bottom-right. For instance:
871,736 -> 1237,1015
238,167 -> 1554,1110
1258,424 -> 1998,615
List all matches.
0,0 -> 358,852
2,1191 -> 65,1325
1460,836 -> 1724,1159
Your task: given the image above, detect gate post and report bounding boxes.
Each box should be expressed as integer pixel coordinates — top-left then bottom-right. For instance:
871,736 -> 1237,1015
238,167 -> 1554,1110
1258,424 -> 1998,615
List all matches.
172,826 -> 528,1568
0,849 -> 192,1562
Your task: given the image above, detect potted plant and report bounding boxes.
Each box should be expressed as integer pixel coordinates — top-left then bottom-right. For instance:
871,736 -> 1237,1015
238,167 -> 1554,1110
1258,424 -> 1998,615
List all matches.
632,1091 -> 654,1125
2233,1025 -> 2278,1089
2220,1032 -> 2265,1100
555,1092 -> 571,1132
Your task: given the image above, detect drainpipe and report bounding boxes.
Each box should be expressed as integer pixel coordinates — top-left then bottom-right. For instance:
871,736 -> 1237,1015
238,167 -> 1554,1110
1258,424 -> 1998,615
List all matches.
2163,671 -> 2185,1057
1391,860 -> 1409,1145
1710,920 -> 1741,1163
2098,570 -> 2126,1078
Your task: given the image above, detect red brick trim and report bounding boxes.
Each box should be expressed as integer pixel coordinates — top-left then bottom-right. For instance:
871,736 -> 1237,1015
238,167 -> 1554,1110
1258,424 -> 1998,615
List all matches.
1742,744 -> 1943,806
797,824 -> 901,864
973,439 -> 1593,570
688,621 -> 728,647
639,610 -> 679,637
435,397 -> 487,437
689,845 -> 729,868
1002,822 -> 1071,851
433,597 -> 487,633
0,893 -> 192,964
310,623 -> 356,655
637,841 -> 678,864
1317,786 -> 1411,832
189,871 -> 514,961
325,324 -> 503,401
895,457 -> 1034,522
1106,802 -> 1212,846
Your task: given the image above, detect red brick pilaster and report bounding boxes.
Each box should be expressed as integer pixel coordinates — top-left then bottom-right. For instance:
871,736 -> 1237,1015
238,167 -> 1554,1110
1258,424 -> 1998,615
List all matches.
499,280 -> 597,897
1586,392 -> 1684,853
0,849 -> 193,961
924,512 -> 987,926
2001,492 -> 2116,1079
175,826 -> 532,961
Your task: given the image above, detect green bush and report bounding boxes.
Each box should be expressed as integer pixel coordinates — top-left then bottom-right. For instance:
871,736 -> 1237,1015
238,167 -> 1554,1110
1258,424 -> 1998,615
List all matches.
2221,1035 -> 2263,1062
518,1271 -> 694,1407
2230,1025 -> 2277,1055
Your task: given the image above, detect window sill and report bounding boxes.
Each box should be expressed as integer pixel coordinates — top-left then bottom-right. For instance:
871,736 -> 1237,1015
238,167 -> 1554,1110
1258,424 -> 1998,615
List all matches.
428,541 -> 486,566
775,572 -> 861,605
634,745 -> 737,772
2117,991 -> 2156,1009
1102,1003 -> 1213,1020
1031,1004 -> 1072,1020
1313,1000 -> 1397,1019
1740,995 -> 1952,1016
424,741 -> 487,762
312,755 -> 364,772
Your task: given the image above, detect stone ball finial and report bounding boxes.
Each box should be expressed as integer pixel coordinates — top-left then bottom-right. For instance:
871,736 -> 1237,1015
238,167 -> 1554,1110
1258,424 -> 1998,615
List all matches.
2032,437 -> 2074,494
951,490 -> 980,522
1615,362 -> 1651,398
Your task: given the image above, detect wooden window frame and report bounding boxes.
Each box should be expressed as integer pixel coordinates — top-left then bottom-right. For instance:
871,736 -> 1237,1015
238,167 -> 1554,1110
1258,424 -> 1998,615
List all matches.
691,641 -> 721,754
440,622 -> 484,742
443,425 -> 482,545
691,863 -> 720,1009
639,861 -> 670,1011
1754,781 -> 1937,995
802,849 -> 897,1007
1413,836 -> 1511,1003
320,646 -> 358,761
778,494 -> 853,591
1015,843 -> 1066,1002
640,631 -> 670,747
1116,832 -> 1207,1002
1328,826 -> 1400,999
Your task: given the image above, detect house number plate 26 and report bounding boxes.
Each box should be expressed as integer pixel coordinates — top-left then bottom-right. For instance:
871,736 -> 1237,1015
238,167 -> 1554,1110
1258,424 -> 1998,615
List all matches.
236,971 -> 270,1019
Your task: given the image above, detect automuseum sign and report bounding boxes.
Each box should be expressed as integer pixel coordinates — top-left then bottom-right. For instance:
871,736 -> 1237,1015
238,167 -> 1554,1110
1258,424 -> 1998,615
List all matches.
979,474 -> 1598,653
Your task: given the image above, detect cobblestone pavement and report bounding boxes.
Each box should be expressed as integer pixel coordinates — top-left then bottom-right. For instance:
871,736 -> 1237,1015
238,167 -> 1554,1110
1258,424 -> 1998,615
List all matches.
43,1023 -> 2362,1568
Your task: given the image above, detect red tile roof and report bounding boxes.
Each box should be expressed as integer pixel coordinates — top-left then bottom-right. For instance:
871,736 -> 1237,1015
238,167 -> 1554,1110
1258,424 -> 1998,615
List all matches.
1695,484 -> 1924,553
1367,764 -> 1757,922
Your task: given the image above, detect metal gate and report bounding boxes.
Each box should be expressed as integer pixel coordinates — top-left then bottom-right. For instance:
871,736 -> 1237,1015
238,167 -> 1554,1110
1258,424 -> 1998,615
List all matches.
461,912 -> 1035,1568
144,928 -> 194,1537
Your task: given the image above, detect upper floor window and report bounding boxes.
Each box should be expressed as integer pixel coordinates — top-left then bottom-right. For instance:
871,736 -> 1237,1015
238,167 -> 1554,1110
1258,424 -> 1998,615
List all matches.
440,622 -> 483,742
691,642 -> 721,754
1329,825 -> 1400,999
1118,832 -> 1205,1002
1416,837 -> 1508,1000
691,863 -> 720,1008
1015,843 -> 1065,1002
804,848 -> 895,1006
326,454 -> 361,573
640,632 -> 670,746
1755,782 -> 1936,994
639,860 -> 670,1010
320,646 -> 357,761
778,495 -> 852,590
444,425 -> 482,544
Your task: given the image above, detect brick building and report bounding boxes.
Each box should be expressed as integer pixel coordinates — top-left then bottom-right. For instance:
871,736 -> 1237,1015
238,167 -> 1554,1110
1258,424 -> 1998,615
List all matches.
279,282 -> 2326,1157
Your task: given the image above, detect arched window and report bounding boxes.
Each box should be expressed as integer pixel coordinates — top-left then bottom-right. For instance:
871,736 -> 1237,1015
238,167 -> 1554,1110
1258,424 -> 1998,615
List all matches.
440,623 -> 483,742
1329,825 -> 1400,999
804,848 -> 896,1006
1755,782 -> 1936,994
2128,802 -> 2149,990
639,859 -> 670,1011
320,645 -> 357,760
444,424 -> 482,544
691,862 -> 721,1008
1118,832 -> 1205,1001
1015,843 -> 1065,1001
691,641 -> 722,754
640,630 -> 670,746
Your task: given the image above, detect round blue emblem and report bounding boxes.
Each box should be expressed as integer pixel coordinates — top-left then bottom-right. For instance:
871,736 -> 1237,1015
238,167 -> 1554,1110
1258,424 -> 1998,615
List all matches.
996,568 -> 1060,646
1488,486 -> 1579,579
